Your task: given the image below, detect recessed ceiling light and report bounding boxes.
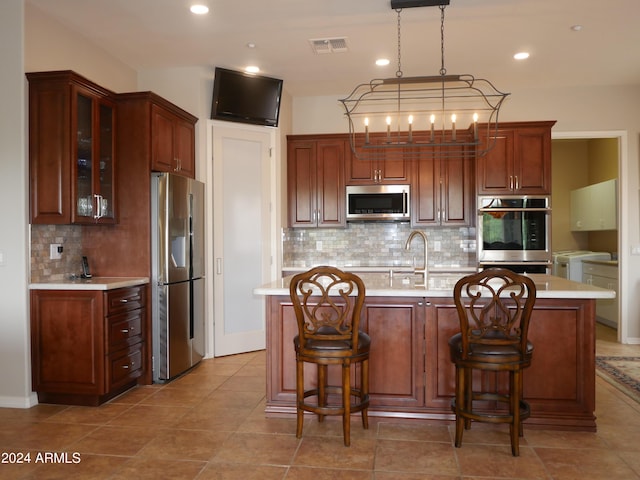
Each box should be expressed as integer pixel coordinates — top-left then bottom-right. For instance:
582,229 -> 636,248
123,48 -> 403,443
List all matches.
571,24 -> 583,32
514,52 -> 530,60
247,43 -> 256,49
376,58 -> 390,66
245,66 -> 260,74
190,4 -> 209,15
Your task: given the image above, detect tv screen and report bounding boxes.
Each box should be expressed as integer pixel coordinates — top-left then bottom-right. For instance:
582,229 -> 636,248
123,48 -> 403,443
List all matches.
211,67 -> 283,127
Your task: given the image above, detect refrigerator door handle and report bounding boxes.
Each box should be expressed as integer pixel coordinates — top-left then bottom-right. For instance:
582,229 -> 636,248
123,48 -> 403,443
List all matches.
216,258 -> 223,275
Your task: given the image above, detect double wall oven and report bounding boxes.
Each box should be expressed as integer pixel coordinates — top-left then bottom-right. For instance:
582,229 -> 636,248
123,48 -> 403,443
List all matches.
477,196 -> 551,274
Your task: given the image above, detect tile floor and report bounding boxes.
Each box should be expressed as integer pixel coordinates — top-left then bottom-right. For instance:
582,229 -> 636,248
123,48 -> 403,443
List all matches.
1,324 -> 640,479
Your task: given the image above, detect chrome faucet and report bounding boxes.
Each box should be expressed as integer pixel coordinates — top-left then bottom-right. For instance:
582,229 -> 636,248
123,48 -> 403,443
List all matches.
405,230 -> 429,287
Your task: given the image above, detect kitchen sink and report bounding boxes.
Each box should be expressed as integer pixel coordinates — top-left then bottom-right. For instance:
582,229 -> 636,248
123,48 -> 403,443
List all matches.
360,271 -> 466,290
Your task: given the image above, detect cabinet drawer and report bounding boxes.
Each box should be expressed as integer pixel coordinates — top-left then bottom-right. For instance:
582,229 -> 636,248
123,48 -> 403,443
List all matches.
105,286 -> 146,315
108,344 -> 144,389
583,263 -> 617,279
107,309 -> 143,350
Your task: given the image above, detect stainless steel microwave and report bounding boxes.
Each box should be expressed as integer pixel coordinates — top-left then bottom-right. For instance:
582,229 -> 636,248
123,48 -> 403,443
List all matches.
346,185 -> 410,221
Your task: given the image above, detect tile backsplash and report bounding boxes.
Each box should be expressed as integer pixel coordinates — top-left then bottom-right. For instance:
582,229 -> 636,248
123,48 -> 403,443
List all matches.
283,223 -> 477,270
31,225 -> 83,283
31,223 -> 477,283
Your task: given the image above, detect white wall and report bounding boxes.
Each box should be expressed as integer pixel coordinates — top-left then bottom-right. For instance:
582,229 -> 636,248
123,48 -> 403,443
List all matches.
25,1 -> 137,92
0,0 -> 33,407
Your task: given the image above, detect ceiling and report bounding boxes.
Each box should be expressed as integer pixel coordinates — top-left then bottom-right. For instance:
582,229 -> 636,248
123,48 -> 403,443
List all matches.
26,0 -> 640,97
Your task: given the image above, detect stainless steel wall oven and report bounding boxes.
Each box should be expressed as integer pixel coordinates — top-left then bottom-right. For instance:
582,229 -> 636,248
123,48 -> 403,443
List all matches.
477,196 -> 551,273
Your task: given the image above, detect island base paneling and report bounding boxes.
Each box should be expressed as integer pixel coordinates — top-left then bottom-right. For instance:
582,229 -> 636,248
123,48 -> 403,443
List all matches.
265,295 -> 597,431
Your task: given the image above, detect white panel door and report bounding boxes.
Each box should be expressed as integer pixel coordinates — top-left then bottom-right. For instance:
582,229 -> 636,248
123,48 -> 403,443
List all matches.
211,124 -> 273,356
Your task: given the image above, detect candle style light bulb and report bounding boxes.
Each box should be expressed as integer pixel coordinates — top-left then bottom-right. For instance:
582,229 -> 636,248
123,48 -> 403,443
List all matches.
451,114 -> 457,142
473,113 -> 479,141
408,115 -> 413,143
430,114 -> 435,142
386,116 -> 391,142
364,117 -> 369,144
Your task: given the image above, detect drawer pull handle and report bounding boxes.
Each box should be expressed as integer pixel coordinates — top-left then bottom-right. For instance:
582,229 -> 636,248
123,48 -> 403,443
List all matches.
120,299 -> 128,303
120,329 -> 129,333
122,365 -> 129,369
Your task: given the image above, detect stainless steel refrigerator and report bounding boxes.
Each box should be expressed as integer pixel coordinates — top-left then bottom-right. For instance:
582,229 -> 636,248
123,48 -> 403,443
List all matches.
151,172 -> 205,382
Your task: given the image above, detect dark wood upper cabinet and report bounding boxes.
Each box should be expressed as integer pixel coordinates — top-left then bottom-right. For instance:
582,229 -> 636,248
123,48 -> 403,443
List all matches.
287,136 -> 346,228
411,138 -> 474,226
476,121 -> 556,195
28,71 -> 117,225
345,134 -> 412,185
150,102 -> 196,178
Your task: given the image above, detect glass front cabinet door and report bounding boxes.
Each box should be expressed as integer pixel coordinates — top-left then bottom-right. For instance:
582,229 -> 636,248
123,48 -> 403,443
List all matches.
27,71 -> 117,225
73,88 -> 116,224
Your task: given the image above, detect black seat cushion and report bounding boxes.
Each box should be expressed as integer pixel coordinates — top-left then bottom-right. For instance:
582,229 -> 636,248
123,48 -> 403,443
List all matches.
295,331 -> 370,354
448,332 -> 533,364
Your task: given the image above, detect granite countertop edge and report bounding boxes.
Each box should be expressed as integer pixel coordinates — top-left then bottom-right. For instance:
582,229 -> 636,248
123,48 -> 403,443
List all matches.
29,277 -> 150,291
255,273 -> 615,300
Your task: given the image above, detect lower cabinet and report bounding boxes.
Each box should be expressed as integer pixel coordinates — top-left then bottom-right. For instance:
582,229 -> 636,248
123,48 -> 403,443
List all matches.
265,294 -> 597,430
360,297 -> 425,409
30,285 -> 147,406
583,262 -> 619,328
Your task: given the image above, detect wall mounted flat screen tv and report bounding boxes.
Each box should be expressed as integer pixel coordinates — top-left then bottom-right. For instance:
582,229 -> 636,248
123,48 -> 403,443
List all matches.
211,67 -> 283,127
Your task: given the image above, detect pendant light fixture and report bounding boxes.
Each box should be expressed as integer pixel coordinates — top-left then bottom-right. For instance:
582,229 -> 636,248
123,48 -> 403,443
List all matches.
339,0 -> 509,160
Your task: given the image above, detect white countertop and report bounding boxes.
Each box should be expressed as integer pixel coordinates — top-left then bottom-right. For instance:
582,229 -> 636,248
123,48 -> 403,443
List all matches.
29,277 -> 149,291
582,259 -> 619,267
282,265 -> 477,274
255,273 -> 615,299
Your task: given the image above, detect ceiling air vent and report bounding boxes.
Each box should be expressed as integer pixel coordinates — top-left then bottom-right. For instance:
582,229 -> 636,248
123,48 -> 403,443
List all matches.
309,37 -> 349,54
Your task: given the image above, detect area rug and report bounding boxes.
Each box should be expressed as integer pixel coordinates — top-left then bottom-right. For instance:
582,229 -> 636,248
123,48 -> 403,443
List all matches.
596,356 -> 640,404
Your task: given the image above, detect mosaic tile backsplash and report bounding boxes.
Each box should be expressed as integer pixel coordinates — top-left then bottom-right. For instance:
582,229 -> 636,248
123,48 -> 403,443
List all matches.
283,223 -> 477,270
31,225 -> 84,283
31,223 -> 477,283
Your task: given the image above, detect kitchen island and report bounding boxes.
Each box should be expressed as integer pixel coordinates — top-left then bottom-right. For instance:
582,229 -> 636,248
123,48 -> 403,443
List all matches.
254,272 -> 615,431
